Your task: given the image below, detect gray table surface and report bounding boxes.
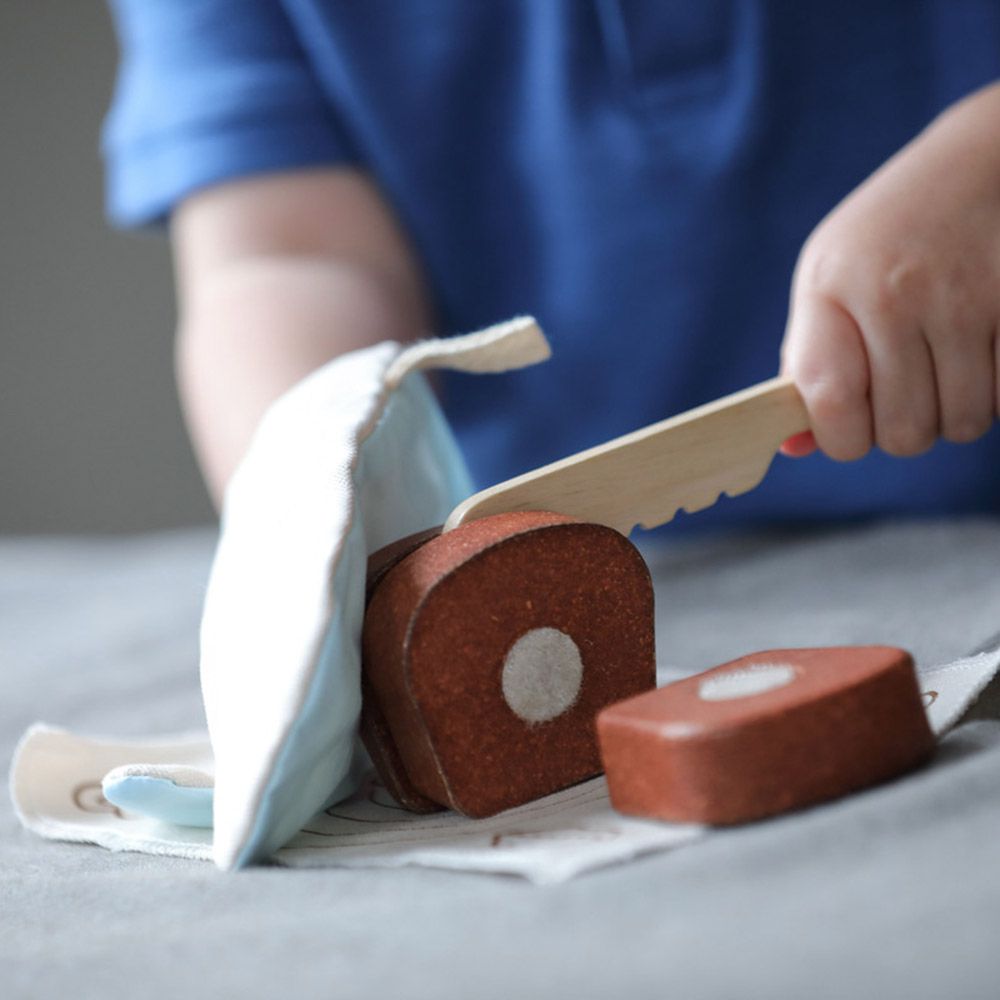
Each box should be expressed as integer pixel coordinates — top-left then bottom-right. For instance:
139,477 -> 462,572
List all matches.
3,519 -> 1000,1000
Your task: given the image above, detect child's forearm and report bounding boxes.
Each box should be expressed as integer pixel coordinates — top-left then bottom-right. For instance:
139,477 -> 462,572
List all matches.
176,256 -> 425,506
170,170 -> 431,508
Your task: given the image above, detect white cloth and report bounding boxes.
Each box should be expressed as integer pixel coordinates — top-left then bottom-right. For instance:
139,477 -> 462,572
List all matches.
8,319 -> 549,871
11,648 -> 1000,883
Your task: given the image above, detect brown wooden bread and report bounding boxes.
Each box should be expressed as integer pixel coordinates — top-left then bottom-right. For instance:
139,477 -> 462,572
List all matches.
361,510 -> 656,818
597,646 -> 936,825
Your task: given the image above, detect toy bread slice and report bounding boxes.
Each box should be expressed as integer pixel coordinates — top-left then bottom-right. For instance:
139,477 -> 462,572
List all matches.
361,526 -> 445,814
361,510 -> 656,818
598,646 -> 936,825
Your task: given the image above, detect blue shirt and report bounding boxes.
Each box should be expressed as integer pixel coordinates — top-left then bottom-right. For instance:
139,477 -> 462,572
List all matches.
104,0 -> 1000,532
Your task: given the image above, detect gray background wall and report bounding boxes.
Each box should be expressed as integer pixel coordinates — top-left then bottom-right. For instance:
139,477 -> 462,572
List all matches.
1,3 -> 214,533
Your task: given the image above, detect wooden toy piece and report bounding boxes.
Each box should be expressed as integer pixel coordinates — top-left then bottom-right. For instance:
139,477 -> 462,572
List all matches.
361,525 -> 446,814
361,510 -> 656,818
597,646 -> 936,826
445,377 -> 808,535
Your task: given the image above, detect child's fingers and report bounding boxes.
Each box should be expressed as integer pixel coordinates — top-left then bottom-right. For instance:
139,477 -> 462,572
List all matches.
927,328 -> 996,444
857,314 -> 939,457
781,293 -> 873,462
996,334 -> 1000,421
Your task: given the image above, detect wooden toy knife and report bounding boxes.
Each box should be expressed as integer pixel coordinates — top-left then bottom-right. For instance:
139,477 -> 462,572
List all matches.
445,377 -> 810,536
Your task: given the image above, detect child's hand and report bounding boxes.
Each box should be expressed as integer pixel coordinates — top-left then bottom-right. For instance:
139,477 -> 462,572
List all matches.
780,82 -> 1000,460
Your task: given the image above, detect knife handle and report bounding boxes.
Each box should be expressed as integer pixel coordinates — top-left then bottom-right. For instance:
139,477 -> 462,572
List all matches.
444,377 -> 810,535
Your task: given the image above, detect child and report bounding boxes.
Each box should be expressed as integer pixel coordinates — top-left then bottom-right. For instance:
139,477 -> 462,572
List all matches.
104,1 -> 1000,529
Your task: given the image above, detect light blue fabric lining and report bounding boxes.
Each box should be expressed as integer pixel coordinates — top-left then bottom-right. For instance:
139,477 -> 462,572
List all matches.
234,373 -> 472,865
103,775 -> 214,829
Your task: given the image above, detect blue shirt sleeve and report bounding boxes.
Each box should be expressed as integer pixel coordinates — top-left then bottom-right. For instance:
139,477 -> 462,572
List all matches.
103,0 -> 357,226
